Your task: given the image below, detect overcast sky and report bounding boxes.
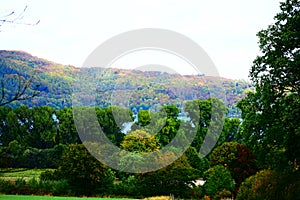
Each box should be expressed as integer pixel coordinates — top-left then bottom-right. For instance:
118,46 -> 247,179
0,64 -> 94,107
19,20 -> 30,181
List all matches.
1,0 -> 282,80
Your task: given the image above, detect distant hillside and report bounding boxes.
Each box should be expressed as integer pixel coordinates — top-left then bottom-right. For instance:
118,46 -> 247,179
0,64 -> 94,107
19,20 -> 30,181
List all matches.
0,50 -> 253,117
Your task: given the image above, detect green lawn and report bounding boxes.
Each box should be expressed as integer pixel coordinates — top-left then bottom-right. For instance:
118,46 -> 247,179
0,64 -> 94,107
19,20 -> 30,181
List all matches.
0,169 -> 137,200
0,168 -> 51,181
0,195 -> 134,200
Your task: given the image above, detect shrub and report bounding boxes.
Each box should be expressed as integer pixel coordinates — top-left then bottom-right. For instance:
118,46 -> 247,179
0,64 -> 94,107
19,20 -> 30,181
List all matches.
0,179 -> 15,194
14,178 -> 26,188
39,179 -> 71,196
210,142 -> 257,190
40,169 -> 59,181
0,177 -> 71,196
114,175 -> 140,197
189,186 -> 205,199
204,165 -> 234,200
136,155 -> 198,198
237,169 -> 300,200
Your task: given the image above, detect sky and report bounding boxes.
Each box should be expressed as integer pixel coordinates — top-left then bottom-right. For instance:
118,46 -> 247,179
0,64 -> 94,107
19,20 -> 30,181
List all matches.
0,0 -> 282,80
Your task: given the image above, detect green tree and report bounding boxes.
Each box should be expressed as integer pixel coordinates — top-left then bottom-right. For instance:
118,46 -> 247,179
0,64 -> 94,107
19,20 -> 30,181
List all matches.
30,106 -> 58,148
154,105 -> 180,146
0,140 -> 25,167
96,106 -> 132,146
210,142 -> 257,191
137,110 -> 151,127
0,72 -> 42,107
73,106 -> 105,143
184,146 -> 209,177
121,129 -> 159,153
56,144 -> 115,195
136,154 -> 198,198
56,107 -> 81,144
217,118 -> 241,146
204,165 -> 235,200
0,106 -> 16,146
238,0 -> 300,171
0,106 -> 57,148
184,98 -> 227,152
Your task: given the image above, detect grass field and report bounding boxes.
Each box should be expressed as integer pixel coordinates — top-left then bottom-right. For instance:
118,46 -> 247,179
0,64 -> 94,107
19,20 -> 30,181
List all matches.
0,168 -> 51,181
0,195 -> 135,200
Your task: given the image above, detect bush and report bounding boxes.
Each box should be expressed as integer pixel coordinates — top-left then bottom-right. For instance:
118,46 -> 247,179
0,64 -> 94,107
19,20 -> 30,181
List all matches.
0,178 -> 71,196
204,165 -> 234,200
39,179 -> 71,196
237,169 -> 300,200
189,186 -> 205,199
135,155 -> 198,198
0,179 -> 15,194
0,144 -> 68,168
113,175 -> 140,197
210,142 -> 257,190
40,169 -> 59,181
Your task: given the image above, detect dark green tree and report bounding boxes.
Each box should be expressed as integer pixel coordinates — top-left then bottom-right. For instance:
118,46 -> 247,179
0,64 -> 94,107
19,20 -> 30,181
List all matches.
184,146 -> 209,177
56,107 -> 81,144
204,165 -> 235,200
0,106 -> 16,146
136,154 -> 198,198
217,118 -> 241,145
96,106 -> 132,146
210,142 -> 257,191
29,106 -> 58,148
0,106 -> 57,148
238,0 -> 300,171
155,105 -> 180,146
56,144 -> 115,196
184,98 -> 227,152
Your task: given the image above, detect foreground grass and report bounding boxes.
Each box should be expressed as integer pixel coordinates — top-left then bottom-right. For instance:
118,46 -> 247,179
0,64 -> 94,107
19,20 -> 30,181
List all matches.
0,168 -> 51,181
0,195 -> 135,200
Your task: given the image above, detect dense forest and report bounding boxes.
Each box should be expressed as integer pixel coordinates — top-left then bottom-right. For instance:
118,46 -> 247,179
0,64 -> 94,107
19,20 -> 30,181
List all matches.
0,50 -> 252,117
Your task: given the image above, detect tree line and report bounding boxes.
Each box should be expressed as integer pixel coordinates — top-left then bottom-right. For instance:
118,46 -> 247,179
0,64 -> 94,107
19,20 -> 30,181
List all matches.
0,99 -> 256,198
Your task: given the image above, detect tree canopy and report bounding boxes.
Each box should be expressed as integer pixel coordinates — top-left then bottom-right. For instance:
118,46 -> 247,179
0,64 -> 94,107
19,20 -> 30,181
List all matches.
238,0 -> 300,171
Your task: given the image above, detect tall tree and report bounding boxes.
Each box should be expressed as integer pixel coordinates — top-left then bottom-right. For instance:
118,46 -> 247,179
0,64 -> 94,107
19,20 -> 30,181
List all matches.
184,98 -> 227,153
56,107 -> 81,144
238,0 -> 300,170
96,106 -> 132,146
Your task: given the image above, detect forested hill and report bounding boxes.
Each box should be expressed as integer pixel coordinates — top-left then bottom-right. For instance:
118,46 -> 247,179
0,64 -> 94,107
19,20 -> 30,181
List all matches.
0,50 -> 253,116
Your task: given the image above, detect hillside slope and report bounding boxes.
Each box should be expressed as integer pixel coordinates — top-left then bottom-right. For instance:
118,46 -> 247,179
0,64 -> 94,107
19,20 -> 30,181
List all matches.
0,50 -> 253,117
